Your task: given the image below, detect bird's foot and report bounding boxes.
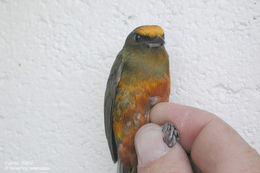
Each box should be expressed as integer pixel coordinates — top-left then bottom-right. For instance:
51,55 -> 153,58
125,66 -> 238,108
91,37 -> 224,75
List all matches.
162,122 -> 180,148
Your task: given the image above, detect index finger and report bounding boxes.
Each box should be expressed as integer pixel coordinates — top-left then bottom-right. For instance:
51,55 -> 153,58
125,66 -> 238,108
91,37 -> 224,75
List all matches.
150,102 -> 260,172
150,102 -> 215,152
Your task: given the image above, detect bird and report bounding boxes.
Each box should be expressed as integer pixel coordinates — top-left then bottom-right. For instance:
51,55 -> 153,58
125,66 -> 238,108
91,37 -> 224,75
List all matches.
104,25 -> 179,173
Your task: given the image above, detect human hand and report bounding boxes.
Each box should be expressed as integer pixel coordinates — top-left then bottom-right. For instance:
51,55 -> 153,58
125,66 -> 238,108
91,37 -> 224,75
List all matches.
134,103 -> 260,173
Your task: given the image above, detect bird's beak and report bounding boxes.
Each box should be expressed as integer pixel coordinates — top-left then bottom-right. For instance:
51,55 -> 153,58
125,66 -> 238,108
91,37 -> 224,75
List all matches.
146,36 -> 165,48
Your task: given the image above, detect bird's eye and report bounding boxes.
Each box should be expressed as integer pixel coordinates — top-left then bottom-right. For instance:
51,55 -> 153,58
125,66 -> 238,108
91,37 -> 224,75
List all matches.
134,34 -> 142,42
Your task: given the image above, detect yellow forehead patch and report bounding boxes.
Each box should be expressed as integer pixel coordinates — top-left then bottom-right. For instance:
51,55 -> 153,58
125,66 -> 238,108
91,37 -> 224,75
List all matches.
135,25 -> 164,38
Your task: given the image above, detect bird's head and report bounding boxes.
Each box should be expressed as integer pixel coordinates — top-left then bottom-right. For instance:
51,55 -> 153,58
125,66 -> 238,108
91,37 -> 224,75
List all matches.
124,25 -> 165,49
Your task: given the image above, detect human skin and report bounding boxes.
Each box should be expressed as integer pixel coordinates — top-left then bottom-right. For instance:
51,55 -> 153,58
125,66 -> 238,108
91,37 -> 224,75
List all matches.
135,103 -> 260,173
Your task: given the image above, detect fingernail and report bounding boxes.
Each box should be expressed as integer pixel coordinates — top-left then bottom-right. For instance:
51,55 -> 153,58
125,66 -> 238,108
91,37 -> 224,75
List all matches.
135,123 -> 170,166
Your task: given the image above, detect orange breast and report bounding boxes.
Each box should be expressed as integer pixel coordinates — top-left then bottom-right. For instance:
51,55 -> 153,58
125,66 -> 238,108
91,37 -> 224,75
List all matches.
113,74 -> 170,170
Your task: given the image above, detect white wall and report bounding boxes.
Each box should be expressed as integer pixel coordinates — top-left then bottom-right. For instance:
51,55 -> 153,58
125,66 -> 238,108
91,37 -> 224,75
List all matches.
0,0 -> 259,172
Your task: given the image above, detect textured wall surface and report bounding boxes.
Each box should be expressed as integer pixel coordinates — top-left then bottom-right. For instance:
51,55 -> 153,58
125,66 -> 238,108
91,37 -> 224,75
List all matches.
0,0 -> 259,172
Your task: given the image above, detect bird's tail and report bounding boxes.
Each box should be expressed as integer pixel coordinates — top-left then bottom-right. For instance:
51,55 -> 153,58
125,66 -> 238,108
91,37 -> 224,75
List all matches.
117,159 -> 128,173
117,160 -> 137,173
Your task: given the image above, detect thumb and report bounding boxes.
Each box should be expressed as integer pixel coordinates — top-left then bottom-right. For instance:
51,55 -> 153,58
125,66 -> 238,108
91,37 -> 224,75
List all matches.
135,123 -> 193,173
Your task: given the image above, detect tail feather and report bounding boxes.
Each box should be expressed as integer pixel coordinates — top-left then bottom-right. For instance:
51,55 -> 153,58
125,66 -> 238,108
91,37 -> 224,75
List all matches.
117,159 -> 128,173
117,159 -> 137,173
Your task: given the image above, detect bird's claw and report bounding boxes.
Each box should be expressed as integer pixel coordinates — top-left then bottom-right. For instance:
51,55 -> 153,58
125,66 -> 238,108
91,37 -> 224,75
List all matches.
162,122 -> 180,148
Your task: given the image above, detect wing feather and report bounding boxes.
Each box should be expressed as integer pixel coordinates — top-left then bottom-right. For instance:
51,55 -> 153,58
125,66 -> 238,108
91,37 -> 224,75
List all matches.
104,52 -> 124,162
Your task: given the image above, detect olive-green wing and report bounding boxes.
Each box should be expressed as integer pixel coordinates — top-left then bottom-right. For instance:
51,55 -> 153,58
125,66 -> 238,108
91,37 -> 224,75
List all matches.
104,52 -> 124,163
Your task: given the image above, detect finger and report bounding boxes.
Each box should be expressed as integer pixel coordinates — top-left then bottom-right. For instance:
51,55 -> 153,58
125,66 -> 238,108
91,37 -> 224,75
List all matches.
150,102 -> 260,172
135,123 -> 193,173
150,102 -> 216,151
